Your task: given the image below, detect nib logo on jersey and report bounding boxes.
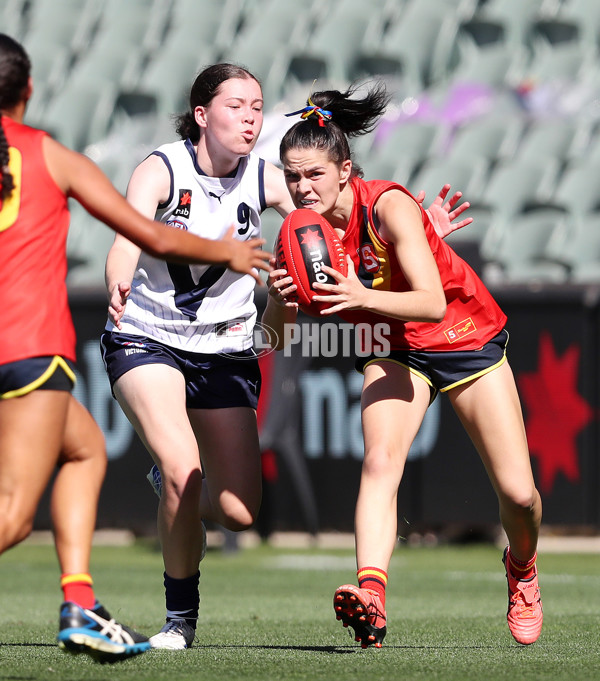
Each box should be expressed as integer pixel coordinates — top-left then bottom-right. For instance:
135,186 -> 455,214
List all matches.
173,189 -> 192,219
296,225 -> 335,290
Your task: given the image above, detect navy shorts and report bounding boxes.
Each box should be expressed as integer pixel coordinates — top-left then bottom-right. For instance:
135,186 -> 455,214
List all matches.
356,329 -> 509,400
0,356 -> 76,399
100,331 -> 261,410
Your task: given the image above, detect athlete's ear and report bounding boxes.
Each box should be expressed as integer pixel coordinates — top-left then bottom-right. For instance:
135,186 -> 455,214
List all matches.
339,159 -> 352,184
194,106 -> 208,129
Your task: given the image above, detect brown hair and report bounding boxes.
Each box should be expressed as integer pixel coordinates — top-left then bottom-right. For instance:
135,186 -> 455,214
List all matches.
280,82 -> 390,178
175,63 -> 261,144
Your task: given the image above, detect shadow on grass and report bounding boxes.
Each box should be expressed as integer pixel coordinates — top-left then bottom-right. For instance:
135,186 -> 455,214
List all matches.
0,641 -> 356,659
0,641 -> 503,654
196,643 -> 500,653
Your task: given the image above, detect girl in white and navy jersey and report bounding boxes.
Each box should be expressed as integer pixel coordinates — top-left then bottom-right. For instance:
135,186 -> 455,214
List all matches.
101,63 -> 294,650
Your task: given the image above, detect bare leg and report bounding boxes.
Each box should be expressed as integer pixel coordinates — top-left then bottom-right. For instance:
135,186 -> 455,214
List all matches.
115,362 -> 263,582
356,361 -> 431,570
0,391 -> 69,553
51,395 -> 106,574
189,405 -> 262,531
448,361 -> 541,561
114,364 -> 204,579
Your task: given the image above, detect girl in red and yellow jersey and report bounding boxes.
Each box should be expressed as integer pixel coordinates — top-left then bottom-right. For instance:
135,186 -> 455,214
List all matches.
264,84 -> 543,649
337,176 -> 507,353
1,115 -> 75,367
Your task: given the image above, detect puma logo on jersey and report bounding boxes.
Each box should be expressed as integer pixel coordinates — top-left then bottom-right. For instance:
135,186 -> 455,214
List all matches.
209,191 -> 225,203
215,318 -> 248,337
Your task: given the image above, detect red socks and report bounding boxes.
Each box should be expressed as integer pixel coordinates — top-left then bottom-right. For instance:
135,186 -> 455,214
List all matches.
61,573 -> 95,609
508,551 -> 537,581
357,566 -> 388,607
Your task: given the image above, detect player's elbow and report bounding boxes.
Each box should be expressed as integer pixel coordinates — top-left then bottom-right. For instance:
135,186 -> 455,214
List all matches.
422,296 -> 446,324
267,328 -> 292,352
431,300 -> 447,323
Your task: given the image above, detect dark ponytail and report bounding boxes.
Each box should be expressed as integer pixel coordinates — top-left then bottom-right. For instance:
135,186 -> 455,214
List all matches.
0,33 -> 30,201
1,120 -> 13,201
175,63 -> 261,143
280,82 -> 390,176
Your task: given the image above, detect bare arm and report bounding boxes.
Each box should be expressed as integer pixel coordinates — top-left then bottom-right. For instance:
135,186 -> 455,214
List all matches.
261,258 -> 299,350
104,156 -> 162,327
257,163 -> 297,348
42,137 -> 272,272
263,160 -> 295,217
314,190 -> 447,322
105,235 -> 141,328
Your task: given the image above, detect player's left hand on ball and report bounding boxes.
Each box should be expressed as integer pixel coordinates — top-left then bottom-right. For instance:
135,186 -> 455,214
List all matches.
312,256 -> 365,315
267,258 -> 298,308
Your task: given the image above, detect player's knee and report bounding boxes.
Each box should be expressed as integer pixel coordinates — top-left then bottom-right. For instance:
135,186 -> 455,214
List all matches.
219,499 -> 258,532
163,468 -> 203,501
502,485 -> 540,515
221,516 -> 253,532
0,515 -> 33,553
60,422 -> 106,470
362,446 -> 405,480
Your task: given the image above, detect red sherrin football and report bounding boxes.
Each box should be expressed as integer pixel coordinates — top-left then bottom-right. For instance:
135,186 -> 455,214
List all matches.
275,208 -> 347,315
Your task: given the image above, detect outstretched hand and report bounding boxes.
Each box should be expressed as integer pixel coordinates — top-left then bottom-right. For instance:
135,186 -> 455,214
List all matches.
223,226 -> 273,285
415,184 -> 473,239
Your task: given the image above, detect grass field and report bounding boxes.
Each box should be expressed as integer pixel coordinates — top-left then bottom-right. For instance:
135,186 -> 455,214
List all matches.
0,539 -> 599,681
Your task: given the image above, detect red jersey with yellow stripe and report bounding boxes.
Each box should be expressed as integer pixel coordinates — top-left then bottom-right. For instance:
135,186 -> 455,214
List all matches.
0,116 -> 75,364
337,177 -> 507,351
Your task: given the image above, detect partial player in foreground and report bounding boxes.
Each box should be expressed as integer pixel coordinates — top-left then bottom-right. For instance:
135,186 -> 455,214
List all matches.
264,84 -> 543,648
0,34 -> 270,664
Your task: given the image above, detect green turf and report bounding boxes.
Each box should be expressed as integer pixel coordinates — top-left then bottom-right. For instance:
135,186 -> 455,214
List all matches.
0,541 -> 599,680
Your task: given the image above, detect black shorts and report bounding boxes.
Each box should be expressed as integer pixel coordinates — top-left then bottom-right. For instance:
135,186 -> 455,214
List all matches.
0,356 -> 76,399
356,329 -> 509,400
100,331 -> 261,410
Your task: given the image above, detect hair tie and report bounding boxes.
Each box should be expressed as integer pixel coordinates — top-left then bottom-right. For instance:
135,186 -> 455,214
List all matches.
285,96 -> 332,127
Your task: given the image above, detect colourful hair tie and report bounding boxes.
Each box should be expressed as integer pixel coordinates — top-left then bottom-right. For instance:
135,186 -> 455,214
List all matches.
285,96 -> 332,127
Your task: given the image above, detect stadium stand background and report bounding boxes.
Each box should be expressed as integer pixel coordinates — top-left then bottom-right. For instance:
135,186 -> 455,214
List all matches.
4,0 -> 600,288
5,0 -> 600,534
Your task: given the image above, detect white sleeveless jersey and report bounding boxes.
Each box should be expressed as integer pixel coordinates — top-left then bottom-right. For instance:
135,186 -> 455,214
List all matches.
107,139 -> 267,353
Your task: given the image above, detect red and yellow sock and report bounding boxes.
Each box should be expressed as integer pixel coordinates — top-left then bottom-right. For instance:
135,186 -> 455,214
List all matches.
357,566 -> 388,607
508,550 -> 537,581
61,573 -> 95,609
